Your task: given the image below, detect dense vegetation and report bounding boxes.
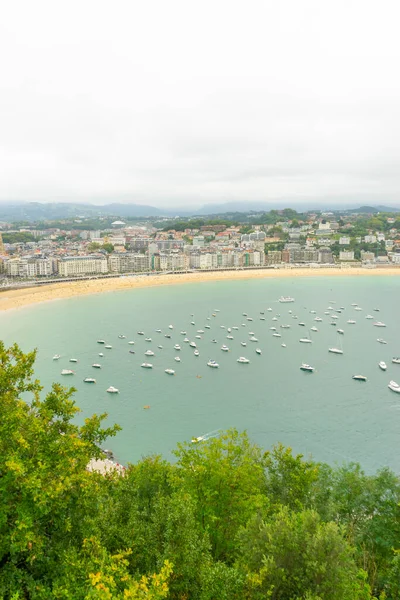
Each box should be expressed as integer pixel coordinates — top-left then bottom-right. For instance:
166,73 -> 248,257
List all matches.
1,342 -> 400,598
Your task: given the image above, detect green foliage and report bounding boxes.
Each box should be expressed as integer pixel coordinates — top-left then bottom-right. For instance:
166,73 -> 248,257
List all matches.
2,232 -> 36,244
102,242 -> 114,253
174,430 -> 268,561
2,342 -> 399,598
237,508 -> 371,599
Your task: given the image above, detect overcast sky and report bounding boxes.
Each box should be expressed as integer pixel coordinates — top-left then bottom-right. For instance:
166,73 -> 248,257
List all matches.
1,0 -> 400,208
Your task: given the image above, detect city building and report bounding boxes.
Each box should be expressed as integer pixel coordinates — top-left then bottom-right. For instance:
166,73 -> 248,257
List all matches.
58,255 -> 108,277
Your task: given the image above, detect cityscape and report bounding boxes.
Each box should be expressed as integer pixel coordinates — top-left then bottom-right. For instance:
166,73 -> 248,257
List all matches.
1,207 -> 400,282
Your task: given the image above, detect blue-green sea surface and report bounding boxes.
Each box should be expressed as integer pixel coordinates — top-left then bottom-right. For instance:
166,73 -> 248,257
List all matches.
1,275 -> 399,473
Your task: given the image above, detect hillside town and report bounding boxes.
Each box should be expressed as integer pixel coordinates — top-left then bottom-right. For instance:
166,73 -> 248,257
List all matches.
1,208 -> 400,281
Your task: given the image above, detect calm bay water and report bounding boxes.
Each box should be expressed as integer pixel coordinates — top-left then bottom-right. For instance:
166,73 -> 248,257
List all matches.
1,275 -> 400,473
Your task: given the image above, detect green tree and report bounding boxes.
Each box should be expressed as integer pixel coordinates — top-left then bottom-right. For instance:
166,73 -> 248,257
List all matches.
102,242 -> 114,253
237,508 -> 373,600
174,430 -> 268,561
88,241 -> 101,252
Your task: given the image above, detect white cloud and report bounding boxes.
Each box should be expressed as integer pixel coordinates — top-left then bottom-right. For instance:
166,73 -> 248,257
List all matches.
1,0 -> 400,206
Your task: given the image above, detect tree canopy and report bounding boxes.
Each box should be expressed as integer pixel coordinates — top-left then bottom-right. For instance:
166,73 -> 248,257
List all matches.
1,341 -> 400,598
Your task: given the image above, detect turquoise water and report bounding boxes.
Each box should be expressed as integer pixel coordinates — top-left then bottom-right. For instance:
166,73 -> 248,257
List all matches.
1,276 -> 400,473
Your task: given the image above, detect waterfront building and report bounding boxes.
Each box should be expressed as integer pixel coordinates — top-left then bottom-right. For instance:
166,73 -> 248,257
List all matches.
58,255 -> 108,277
339,251 -> 355,261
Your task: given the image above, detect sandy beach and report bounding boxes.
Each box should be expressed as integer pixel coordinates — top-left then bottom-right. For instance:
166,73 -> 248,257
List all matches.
0,267 -> 399,312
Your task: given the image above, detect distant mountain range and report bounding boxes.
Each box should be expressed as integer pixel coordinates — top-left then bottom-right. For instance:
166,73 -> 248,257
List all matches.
0,200 -> 399,222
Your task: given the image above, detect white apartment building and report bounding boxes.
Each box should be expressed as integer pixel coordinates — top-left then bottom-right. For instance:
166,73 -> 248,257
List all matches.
108,253 -> 150,273
339,237 -> 351,245
4,257 -> 54,277
364,235 -> 377,243
339,251 -> 355,261
58,255 -> 108,277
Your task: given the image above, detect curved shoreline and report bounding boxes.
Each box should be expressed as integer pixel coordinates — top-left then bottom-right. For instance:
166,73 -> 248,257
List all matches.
0,267 -> 399,312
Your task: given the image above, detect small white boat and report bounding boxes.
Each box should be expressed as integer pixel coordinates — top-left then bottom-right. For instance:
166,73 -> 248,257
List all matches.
392,357 -> 400,364
250,336 -> 258,342
280,324 -> 290,329
137,332 -> 144,335
255,348 -> 262,355
207,360 -> 219,368
374,308 -> 380,312
98,352 -> 104,356
273,333 -> 281,338
211,339 -> 217,343
249,331 -> 255,335
237,356 -> 250,363
165,334 -> 171,339
189,342 -> 197,348
241,342 -> 247,346
354,307 -> 362,311
353,375 -> 367,382
379,361 -> 387,371
377,339 -> 387,344
337,329 -> 344,334
194,350 -> 200,356
331,315 -> 339,320
310,326 -> 318,332
279,296 -> 295,303
267,307 -> 272,311
351,303 -> 358,307
299,338 -> 312,343
221,345 -> 229,352
156,329 -> 162,333
128,341 -> 135,345
69,358 -> 78,363
227,335 -> 234,339
180,331 -> 187,335
195,335 -> 202,339
183,338 -> 190,343
388,380 -> 400,393
145,338 -> 152,342
272,317 -> 278,321
52,354 -> 61,360
241,323 -> 246,327
227,328 -> 232,332
365,315 -> 374,319
158,345 -> 163,349
97,340 -> 105,344
174,356 -> 181,362
92,363 -> 101,369
315,317 -> 323,322
105,345 -> 112,349
129,350 -> 135,354
165,369 -> 175,375
220,325 -> 226,329
118,335 -> 126,339
310,310 -> 316,314
168,325 -> 173,329
174,344 -> 181,350
281,343 -> 286,347
144,350 -> 154,356
260,317 -> 266,320
205,325 -> 211,329
299,322 -> 306,326
232,326 -> 239,330
84,378 -> 96,383
141,363 -> 153,369
247,317 -> 253,321
373,322 -> 386,327
347,320 -> 356,325
243,312 -> 248,316
191,321 -> 195,325
300,363 -> 314,372
106,386 -> 119,393
329,348 -> 343,354
61,369 -> 74,375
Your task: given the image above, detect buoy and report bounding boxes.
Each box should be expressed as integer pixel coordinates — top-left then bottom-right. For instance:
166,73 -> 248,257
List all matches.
143,405 -> 150,409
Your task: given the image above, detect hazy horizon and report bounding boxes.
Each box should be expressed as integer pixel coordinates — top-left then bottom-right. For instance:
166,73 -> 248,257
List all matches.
1,0 -> 400,207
